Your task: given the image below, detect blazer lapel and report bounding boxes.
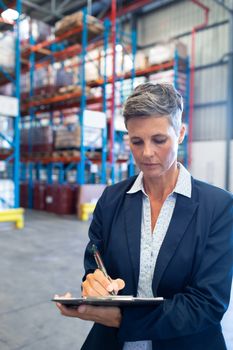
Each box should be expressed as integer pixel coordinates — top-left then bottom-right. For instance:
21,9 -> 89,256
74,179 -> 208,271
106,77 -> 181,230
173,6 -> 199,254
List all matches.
152,194 -> 199,294
124,191 -> 143,293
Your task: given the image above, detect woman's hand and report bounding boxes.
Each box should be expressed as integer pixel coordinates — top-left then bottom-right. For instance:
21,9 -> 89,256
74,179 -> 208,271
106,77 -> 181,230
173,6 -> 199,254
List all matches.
55,292 -> 122,328
82,269 -> 125,296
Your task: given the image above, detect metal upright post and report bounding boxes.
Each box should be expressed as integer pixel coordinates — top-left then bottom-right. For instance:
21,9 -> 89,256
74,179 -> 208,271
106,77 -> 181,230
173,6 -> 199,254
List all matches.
78,7 -> 88,185
28,21 -> 36,208
110,0 -> 117,184
225,11 -> 233,190
101,18 -> 110,184
13,0 -> 22,208
128,19 -> 137,177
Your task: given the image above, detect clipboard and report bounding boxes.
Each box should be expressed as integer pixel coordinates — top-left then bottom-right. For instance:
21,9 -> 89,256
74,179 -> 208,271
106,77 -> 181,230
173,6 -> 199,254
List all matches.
52,295 -> 164,307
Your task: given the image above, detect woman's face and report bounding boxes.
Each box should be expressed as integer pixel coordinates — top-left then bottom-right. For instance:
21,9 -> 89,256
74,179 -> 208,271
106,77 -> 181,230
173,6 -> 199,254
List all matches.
127,116 -> 185,179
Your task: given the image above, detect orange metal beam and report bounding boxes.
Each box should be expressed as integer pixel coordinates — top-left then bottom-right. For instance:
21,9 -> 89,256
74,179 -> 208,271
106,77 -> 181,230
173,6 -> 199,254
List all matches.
27,25 -> 84,54
20,155 -> 127,164
21,94 -> 103,111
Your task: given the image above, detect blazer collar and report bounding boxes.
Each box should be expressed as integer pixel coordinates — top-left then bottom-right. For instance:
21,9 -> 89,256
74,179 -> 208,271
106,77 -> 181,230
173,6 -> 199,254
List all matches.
124,191 -> 143,294
152,192 -> 198,294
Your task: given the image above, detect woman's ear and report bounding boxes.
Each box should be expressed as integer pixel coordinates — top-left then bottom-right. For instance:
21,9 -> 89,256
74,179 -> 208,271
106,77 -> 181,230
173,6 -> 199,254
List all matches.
178,123 -> 186,144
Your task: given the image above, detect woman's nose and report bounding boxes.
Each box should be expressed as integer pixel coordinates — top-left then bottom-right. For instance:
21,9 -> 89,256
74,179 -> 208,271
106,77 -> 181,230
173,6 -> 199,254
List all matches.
142,144 -> 154,158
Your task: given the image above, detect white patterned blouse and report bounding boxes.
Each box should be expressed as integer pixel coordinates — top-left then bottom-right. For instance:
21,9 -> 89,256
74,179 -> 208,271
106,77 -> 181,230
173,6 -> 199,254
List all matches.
123,163 -> 192,350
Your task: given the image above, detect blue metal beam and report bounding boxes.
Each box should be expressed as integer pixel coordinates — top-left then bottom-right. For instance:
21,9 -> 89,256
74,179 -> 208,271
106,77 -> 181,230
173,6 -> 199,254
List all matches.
13,0 -> 22,208
0,66 -> 15,84
0,132 -> 14,147
0,0 -> 7,10
78,7 -> 88,185
0,197 -> 13,208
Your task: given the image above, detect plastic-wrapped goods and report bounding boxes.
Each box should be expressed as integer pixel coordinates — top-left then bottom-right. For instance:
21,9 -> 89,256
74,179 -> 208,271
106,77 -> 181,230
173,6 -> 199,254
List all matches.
55,125 -> 81,149
44,183 -> 78,215
148,40 -> 187,66
33,126 -> 53,153
20,72 -> 29,92
0,179 -> 14,209
20,17 -> 52,44
0,34 -> 15,72
54,124 -> 102,150
0,82 -> 14,97
55,67 -> 74,87
20,182 -> 29,208
134,51 -> 148,71
33,66 -> 55,97
20,126 -> 54,155
33,182 -> 46,210
20,128 -> 29,155
55,11 -> 104,40
85,49 -> 100,83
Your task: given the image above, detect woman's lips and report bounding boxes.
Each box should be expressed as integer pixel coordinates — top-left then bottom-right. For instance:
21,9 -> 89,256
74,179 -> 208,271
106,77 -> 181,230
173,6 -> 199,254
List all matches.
142,163 -> 159,167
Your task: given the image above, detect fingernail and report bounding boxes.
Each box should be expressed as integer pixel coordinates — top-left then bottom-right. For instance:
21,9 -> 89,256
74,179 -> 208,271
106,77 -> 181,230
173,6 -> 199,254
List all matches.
107,285 -> 113,292
78,305 -> 86,313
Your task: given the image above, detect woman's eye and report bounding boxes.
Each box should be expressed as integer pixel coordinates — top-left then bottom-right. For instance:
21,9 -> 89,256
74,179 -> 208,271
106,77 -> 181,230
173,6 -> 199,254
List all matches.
153,139 -> 167,144
131,140 -> 143,145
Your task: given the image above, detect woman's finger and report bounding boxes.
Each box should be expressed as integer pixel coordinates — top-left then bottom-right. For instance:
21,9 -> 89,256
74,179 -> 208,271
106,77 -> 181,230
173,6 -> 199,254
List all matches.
82,281 -> 107,296
108,278 -> 125,294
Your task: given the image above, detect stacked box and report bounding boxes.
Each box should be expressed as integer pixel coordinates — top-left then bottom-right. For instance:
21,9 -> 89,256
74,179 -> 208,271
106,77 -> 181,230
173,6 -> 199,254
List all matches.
55,11 -> 104,40
54,124 -> 102,150
34,126 -> 53,153
0,34 -> 15,72
55,125 -> 81,149
20,17 -> 52,44
20,126 -> 54,155
56,67 -> 74,87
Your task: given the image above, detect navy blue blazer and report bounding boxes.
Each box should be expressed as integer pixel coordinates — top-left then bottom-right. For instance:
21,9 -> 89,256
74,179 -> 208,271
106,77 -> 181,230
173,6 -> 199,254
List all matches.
81,176 -> 233,350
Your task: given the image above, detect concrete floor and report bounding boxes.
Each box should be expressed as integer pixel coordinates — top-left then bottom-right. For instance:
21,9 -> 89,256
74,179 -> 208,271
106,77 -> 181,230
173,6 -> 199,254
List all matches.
0,210 -> 233,350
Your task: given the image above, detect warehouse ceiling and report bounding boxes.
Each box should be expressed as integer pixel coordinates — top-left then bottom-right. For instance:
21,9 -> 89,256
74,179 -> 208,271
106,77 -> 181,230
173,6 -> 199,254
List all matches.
20,0 -> 178,25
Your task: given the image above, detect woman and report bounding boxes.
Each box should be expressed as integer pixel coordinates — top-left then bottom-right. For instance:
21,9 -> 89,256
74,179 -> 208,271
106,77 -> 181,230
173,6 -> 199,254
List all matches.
56,83 -> 233,350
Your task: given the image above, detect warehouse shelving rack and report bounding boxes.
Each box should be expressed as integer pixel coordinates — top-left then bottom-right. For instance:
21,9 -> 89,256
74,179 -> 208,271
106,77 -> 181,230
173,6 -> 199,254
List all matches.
20,51 -> 190,186
18,6 -> 190,213
0,0 -> 24,228
19,7 -> 138,209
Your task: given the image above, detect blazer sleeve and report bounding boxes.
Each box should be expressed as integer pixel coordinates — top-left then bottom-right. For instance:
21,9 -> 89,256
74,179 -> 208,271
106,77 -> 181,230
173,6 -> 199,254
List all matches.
82,187 -> 107,280
118,194 -> 233,342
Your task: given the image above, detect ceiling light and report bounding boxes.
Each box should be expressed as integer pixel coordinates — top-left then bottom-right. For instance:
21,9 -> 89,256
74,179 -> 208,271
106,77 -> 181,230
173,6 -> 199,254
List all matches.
1,8 -> 19,22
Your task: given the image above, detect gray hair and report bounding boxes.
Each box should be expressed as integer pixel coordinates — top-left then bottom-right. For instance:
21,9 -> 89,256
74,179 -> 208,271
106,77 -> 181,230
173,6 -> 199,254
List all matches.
123,82 -> 183,135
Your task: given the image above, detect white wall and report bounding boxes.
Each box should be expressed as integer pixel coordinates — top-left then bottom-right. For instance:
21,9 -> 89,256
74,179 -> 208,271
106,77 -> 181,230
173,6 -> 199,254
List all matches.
191,140 -> 233,192
137,0 -> 231,141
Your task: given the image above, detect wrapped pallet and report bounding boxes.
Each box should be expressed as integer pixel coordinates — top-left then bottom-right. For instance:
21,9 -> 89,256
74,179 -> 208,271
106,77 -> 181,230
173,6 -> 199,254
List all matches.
55,11 -> 104,41
148,40 -> 187,66
54,124 -> 102,150
0,34 -> 15,72
55,125 -> 81,149
20,126 -> 54,155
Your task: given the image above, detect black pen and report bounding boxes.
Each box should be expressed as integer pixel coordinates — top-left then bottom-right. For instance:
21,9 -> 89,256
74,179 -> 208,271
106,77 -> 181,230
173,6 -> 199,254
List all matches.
92,244 -> 116,296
